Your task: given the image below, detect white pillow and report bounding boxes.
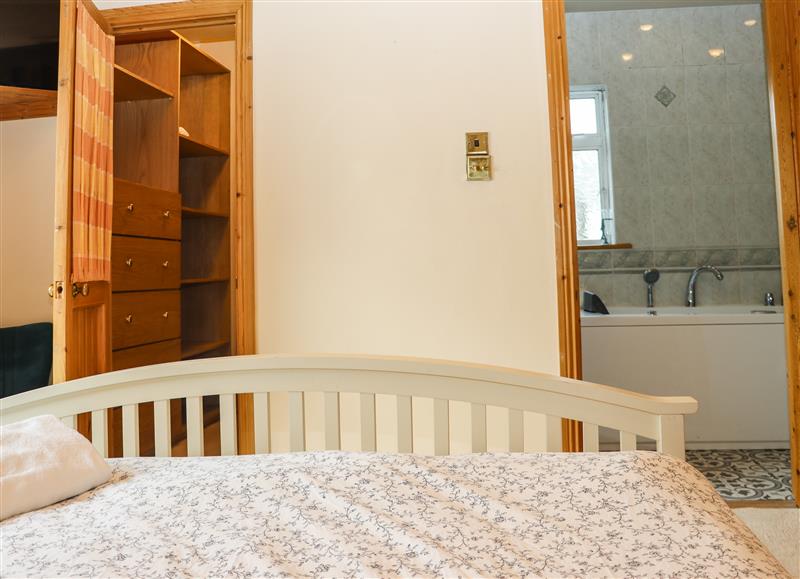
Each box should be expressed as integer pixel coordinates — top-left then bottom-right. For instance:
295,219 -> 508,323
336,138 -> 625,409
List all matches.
0,415 -> 112,521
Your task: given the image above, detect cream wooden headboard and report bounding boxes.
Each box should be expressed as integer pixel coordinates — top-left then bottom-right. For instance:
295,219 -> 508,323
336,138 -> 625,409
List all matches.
0,354 -> 698,459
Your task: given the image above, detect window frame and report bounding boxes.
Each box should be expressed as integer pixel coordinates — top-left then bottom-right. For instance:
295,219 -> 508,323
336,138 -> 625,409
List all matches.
570,85 -> 615,246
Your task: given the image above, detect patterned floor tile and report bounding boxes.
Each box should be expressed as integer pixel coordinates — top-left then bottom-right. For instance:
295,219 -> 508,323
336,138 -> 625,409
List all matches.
686,449 -> 793,501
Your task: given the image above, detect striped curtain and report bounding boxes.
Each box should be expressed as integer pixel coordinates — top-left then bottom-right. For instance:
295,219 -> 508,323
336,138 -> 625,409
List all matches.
72,3 -> 114,283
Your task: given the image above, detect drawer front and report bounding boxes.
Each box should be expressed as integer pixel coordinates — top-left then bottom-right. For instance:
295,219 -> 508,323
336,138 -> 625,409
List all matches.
113,179 -> 181,240
112,290 -> 181,350
113,236 -> 180,291
112,339 -> 181,371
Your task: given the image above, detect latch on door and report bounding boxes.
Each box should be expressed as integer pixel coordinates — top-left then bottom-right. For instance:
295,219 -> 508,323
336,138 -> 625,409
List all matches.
72,282 -> 89,298
47,281 -> 64,299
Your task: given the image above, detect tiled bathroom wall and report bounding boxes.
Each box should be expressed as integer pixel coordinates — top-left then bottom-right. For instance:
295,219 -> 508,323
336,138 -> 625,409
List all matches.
567,4 -> 782,308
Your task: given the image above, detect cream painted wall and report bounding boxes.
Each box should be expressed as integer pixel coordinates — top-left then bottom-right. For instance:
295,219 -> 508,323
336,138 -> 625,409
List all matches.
0,118 -> 56,328
254,2 -> 561,373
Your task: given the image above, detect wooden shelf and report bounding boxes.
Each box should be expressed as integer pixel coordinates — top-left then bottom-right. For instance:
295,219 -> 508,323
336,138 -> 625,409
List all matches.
178,35 -> 229,76
181,276 -> 229,286
179,134 -> 229,158
114,64 -> 173,102
577,243 -> 634,251
0,85 -> 57,121
181,339 -> 229,359
182,206 -> 229,219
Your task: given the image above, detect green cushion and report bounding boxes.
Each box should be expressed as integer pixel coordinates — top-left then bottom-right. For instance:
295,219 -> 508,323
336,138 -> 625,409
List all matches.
1,322 -> 53,398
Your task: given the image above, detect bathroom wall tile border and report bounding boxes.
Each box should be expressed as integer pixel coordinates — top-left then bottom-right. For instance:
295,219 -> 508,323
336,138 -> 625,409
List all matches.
578,246 -> 781,272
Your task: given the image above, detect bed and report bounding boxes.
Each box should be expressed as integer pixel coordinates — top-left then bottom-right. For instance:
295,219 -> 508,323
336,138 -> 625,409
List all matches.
0,355 -> 789,577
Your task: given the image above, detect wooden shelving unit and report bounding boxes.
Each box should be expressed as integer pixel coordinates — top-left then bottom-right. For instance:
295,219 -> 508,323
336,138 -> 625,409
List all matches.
110,30 -> 233,370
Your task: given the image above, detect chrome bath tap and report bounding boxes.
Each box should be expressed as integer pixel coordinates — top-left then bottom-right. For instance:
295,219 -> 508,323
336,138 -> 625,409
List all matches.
686,265 -> 724,307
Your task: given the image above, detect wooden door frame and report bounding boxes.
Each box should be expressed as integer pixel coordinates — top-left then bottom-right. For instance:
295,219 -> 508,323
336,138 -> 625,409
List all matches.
542,0 -> 583,452
102,0 -> 257,452
762,0 -> 800,507
542,0 -> 800,504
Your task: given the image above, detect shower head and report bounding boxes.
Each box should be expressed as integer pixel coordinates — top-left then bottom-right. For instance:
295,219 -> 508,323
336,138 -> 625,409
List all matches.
643,269 -> 660,285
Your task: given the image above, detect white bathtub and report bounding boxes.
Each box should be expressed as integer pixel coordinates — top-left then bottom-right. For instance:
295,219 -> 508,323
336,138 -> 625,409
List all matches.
581,305 -> 784,327
581,306 -> 789,449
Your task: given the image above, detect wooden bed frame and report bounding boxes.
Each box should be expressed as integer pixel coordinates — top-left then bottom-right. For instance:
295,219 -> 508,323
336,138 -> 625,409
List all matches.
0,355 -> 697,460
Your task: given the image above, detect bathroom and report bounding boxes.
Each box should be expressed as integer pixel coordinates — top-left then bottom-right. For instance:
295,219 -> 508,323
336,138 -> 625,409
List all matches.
566,1 -> 791,501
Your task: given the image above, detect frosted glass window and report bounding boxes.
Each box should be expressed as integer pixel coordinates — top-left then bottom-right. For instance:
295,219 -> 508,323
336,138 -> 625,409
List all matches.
572,150 -> 602,242
570,86 -> 614,244
570,98 -> 598,135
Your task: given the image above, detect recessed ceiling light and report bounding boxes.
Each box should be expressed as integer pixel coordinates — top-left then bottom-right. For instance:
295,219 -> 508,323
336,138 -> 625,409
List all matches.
621,52 -> 634,62
708,48 -> 725,58
743,19 -> 757,27
639,23 -> 654,31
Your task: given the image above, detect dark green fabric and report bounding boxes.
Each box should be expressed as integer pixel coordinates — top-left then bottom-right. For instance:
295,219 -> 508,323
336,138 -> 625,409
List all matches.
0,322 -> 53,398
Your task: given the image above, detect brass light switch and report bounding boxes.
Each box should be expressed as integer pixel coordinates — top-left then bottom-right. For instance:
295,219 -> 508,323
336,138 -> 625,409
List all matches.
466,132 -> 491,180
467,155 -> 491,181
466,132 -> 489,155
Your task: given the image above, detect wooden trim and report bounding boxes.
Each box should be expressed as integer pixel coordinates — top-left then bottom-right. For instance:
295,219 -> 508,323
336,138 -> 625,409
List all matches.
102,1 -> 239,33
103,0 -> 256,452
727,499 -> 797,509
577,243 -> 633,251
542,0 -> 583,452
763,0 -> 800,508
53,0 -> 78,386
0,86 -> 58,121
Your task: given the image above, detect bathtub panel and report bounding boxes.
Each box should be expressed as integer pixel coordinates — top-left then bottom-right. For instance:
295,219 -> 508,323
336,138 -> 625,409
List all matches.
582,322 -> 789,448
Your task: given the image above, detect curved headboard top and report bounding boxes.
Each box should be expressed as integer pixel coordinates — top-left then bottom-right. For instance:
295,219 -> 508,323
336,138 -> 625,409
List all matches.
1,354 -> 698,417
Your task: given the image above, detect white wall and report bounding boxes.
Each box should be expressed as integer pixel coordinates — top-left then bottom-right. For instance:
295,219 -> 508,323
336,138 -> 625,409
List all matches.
254,1 -> 561,373
0,118 -> 56,328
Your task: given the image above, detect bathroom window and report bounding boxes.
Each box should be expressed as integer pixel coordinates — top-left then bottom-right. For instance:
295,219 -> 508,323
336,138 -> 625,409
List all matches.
570,86 -> 614,245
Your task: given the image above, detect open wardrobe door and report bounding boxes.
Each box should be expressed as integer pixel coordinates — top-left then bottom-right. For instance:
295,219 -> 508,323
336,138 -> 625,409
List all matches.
51,0 -> 114,430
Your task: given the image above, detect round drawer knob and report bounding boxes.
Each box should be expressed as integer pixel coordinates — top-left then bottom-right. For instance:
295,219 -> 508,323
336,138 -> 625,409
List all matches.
125,258 -> 133,268
125,314 -> 133,324
126,203 -> 135,213
163,210 -> 171,218
162,311 -> 169,319
162,260 -> 169,268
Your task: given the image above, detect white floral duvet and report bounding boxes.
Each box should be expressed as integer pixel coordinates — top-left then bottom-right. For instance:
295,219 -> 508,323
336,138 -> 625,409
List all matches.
1,451 -> 788,578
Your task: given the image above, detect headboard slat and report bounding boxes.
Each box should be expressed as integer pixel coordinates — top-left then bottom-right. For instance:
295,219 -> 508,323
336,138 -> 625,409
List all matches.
186,396 -> 204,457
153,399 -> 172,457
122,404 -> 140,457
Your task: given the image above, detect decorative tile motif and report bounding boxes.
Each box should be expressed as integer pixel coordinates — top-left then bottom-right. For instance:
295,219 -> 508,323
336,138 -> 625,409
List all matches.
611,249 -> 654,269
738,247 -> 781,267
654,85 -> 677,107
686,449 -> 793,501
695,248 -> 739,267
578,250 -> 612,271
654,249 -> 696,268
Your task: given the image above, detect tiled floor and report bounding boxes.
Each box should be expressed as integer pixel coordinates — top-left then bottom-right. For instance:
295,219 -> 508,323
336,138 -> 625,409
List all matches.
686,449 -> 793,501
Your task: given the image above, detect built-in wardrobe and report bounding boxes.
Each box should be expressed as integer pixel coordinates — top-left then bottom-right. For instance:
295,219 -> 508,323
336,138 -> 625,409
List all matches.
111,32 -> 233,371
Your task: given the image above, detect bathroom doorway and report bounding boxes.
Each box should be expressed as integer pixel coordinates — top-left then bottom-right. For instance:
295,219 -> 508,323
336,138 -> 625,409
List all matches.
553,0 -> 797,505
